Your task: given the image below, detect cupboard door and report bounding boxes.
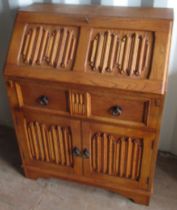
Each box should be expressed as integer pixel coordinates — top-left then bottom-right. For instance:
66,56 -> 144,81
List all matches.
15,110 -> 82,176
82,121 -> 155,190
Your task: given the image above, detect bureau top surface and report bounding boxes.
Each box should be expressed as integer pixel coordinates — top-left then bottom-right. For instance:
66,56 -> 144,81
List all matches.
20,3 -> 173,20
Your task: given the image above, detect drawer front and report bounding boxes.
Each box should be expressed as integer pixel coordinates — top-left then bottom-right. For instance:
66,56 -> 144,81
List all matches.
14,82 -> 69,114
90,91 -> 150,127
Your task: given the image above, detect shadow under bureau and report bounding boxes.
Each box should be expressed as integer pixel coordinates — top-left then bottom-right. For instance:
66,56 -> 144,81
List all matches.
4,4 -> 173,205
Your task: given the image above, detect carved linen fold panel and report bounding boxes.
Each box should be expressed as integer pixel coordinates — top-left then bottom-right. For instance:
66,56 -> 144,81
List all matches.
91,132 -> 143,181
19,24 -> 79,70
88,29 -> 154,78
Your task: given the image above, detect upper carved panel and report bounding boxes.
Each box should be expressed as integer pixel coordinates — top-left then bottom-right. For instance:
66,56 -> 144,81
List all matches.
19,24 -> 79,70
87,29 -> 154,78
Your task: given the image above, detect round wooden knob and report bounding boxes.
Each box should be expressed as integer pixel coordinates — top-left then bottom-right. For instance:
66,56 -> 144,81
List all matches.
111,105 -> 122,116
38,95 -> 49,106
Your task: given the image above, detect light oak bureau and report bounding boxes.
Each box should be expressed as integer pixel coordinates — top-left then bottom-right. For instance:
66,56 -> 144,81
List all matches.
4,4 -> 173,205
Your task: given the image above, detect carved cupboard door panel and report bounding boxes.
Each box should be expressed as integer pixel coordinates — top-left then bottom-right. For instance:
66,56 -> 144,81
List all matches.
15,110 -> 82,176
82,121 -> 155,190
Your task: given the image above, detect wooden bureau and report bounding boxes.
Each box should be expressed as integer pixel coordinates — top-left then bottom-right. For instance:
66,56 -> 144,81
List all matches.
4,4 -> 173,205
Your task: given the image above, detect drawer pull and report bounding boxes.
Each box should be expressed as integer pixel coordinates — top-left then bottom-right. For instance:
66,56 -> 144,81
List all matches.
38,95 -> 49,106
111,105 -> 122,116
72,147 -> 81,157
82,148 -> 90,159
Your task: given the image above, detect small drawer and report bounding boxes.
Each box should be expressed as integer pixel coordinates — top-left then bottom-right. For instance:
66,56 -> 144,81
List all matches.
16,82 -> 69,114
90,92 -> 150,126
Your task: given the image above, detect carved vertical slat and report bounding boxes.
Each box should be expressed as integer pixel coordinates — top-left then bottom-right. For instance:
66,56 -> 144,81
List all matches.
67,129 -> 73,165
123,35 -> 131,73
137,35 -> 146,75
132,140 -> 138,180
144,41 -> 150,71
32,26 -> 43,65
114,140 -> 120,176
103,133 -> 108,174
75,93 -> 79,114
46,33 -> 54,63
91,135 -> 97,171
24,119 -> 33,160
22,31 -> 31,58
126,138 -> 133,178
63,127 -> 70,166
119,137 -> 126,177
26,28 -> 36,64
118,37 -> 126,71
108,34 -> 118,72
48,130 -> 55,161
136,143 -> 142,179
63,30 -> 73,67
51,126 -> 60,164
30,122 -> 39,160
95,33 -> 104,70
130,33 -> 139,75
108,135 -> 114,175
27,126 -> 35,158
97,133 -> 102,173
56,28 -> 68,68
41,124 -> 50,162
69,37 -> 76,61
79,94 -> 83,115
90,37 -> 98,67
50,30 -> 60,66
35,121 -> 45,161
37,30 -> 49,64
101,31 -> 111,72
57,126 -> 65,165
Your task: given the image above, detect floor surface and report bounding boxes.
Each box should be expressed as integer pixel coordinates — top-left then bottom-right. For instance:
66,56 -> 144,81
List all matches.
0,126 -> 177,210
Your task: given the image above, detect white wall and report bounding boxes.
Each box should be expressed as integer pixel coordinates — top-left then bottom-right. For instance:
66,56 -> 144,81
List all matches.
0,0 -> 177,155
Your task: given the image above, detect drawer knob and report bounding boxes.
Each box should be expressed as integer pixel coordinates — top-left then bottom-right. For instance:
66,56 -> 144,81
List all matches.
72,147 -> 81,157
111,105 -> 122,116
82,148 -> 90,159
38,95 -> 49,106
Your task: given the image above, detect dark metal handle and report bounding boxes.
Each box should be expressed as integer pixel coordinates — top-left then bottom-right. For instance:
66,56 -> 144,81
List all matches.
72,147 -> 81,157
111,105 -> 122,116
38,95 -> 48,106
82,148 -> 90,159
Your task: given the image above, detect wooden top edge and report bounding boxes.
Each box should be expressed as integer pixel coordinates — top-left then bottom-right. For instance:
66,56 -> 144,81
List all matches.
18,3 -> 174,21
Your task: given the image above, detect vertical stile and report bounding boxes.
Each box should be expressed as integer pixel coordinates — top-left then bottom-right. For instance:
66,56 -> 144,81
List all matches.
108,34 -> 118,72
35,121 -> 45,161
119,137 -> 126,177
41,124 -> 50,162
103,133 -> 108,174
26,28 -> 36,64
126,138 -> 133,178
56,28 -> 67,68
97,133 -> 102,173
30,122 -> 39,160
63,30 -> 73,67
95,33 -> 104,70
32,26 -> 43,65
101,31 -> 111,72
23,119 -> 33,160
50,30 -> 60,66
130,33 -> 139,75
51,126 -> 60,164
57,126 -> 65,165
132,140 -> 138,180
63,127 -> 70,166
37,29 -> 49,64
108,135 -> 114,175
90,38 -> 98,66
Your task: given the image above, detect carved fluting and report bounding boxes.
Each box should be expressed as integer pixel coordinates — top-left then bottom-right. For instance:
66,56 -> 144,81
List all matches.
23,119 -> 73,166
69,91 -> 91,116
91,133 -> 143,181
89,31 -> 153,77
20,24 -> 78,69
